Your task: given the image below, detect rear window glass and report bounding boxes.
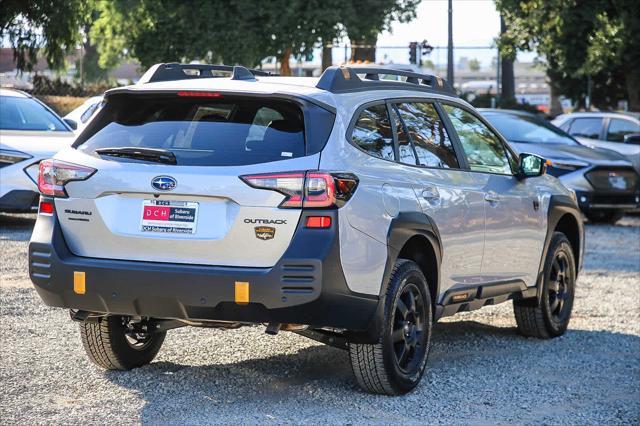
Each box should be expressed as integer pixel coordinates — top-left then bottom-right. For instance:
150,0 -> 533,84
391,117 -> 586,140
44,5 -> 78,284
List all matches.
76,95 -> 323,166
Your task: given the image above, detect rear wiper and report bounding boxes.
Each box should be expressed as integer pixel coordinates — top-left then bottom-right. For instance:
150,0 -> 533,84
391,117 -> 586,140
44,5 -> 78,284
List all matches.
95,147 -> 177,165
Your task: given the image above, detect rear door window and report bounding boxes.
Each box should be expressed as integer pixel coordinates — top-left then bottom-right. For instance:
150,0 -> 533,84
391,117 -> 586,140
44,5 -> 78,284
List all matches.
351,104 -> 395,160
568,118 -> 603,139
607,118 -> 640,142
390,106 -> 417,165
75,95 -> 332,166
394,102 -> 459,168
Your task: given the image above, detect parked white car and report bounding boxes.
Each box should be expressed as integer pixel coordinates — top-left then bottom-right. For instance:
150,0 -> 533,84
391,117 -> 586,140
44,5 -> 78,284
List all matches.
552,112 -> 640,172
63,95 -> 103,133
0,89 -> 76,212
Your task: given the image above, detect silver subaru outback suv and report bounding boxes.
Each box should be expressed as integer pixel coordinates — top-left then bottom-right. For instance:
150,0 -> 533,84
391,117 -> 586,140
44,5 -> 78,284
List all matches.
29,64 -> 583,395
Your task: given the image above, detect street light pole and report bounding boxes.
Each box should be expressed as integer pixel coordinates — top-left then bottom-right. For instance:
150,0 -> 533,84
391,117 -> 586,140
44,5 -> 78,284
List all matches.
447,0 -> 454,85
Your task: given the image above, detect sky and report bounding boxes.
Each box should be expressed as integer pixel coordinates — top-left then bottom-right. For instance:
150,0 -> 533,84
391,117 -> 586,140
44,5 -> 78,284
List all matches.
378,0 -> 501,47
369,0 -> 536,69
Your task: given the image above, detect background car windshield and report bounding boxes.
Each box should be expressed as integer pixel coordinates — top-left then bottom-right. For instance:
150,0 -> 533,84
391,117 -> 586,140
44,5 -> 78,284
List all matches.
77,95 -> 308,166
484,113 -> 577,145
0,96 -> 68,131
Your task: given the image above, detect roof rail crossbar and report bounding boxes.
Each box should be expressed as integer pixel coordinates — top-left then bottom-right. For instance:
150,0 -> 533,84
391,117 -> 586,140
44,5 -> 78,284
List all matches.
138,63 -> 274,84
316,66 -> 456,95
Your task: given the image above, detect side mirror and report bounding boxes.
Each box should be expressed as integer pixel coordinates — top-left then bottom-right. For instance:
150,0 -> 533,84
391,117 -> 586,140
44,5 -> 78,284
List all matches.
518,153 -> 547,179
624,133 -> 640,145
64,118 -> 78,130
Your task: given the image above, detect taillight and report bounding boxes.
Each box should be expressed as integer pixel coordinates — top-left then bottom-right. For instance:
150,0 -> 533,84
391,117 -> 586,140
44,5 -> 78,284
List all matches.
306,216 -> 332,228
240,171 -> 358,209
38,159 -> 96,197
38,199 -> 54,215
241,172 -> 305,208
177,91 -> 223,98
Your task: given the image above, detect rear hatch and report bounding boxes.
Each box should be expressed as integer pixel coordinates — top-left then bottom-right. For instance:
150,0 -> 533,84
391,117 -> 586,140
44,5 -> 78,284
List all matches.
53,91 -> 334,267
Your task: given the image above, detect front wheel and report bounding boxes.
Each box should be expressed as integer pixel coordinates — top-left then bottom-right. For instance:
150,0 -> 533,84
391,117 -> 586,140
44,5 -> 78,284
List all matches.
348,259 -> 432,395
79,316 -> 166,370
514,232 -> 576,339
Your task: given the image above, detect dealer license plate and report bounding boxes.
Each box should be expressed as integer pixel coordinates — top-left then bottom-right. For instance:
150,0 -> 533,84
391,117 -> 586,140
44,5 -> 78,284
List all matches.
140,199 -> 199,234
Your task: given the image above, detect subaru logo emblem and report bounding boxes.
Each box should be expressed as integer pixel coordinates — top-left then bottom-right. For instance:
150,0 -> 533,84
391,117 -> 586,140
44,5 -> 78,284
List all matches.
151,176 -> 177,191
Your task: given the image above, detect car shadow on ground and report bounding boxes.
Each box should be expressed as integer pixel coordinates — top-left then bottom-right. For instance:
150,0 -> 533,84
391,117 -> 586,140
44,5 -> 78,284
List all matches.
103,320 -> 640,424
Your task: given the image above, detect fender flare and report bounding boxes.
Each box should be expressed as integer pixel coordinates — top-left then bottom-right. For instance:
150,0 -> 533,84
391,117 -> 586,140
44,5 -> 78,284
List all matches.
534,194 -> 584,305
348,211 -> 442,343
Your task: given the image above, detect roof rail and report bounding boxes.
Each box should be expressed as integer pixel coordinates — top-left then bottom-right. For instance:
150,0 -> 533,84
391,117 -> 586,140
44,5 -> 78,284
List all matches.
316,66 -> 456,95
138,63 -> 275,84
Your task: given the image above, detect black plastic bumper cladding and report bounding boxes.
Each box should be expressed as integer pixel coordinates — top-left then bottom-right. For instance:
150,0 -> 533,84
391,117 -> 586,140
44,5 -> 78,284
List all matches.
28,210 -> 378,330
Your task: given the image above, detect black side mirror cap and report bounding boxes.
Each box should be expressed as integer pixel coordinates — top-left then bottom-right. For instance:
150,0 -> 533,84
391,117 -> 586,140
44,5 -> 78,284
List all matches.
624,133 -> 640,145
63,118 -> 78,130
517,153 -> 547,179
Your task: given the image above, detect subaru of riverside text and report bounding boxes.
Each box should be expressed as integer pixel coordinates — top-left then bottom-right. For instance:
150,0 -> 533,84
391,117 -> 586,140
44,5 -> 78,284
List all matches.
29,63 -> 583,395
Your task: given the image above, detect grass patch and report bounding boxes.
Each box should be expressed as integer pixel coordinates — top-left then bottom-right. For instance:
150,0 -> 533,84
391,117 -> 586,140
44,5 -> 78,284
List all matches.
37,95 -> 88,116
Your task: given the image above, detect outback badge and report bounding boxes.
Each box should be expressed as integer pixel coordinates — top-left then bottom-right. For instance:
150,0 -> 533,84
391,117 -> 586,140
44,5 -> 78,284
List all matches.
254,226 -> 276,240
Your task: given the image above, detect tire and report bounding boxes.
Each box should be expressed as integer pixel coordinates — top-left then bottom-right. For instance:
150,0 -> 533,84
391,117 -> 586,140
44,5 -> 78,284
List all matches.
348,259 -> 432,395
514,232 -> 576,339
585,210 -> 623,224
79,316 -> 166,370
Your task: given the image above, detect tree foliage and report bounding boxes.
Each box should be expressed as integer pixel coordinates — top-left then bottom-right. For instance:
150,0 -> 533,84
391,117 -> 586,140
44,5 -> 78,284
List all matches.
343,0 -> 421,62
91,0 -> 420,72
1,0 -> 92,72
3,0 -> 421,77
496,0 -> 640,110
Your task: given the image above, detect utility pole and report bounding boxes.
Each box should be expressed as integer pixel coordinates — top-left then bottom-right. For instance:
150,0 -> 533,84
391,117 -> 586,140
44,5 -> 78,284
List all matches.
447,0 -> 454,85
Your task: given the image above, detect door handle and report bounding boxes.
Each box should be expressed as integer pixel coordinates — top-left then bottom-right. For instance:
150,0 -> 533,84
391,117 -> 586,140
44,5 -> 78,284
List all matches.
484,191 -> 500,203
422,187 -> 440,201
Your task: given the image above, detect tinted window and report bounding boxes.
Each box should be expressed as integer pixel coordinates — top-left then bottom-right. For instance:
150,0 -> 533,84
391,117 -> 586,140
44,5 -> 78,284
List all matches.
352,104 -> 394,160
444,105 -> 512,175
395,102 -> 458,168
390,106 -> 416,165
76,95 -> 328,167
568,118 -> 603,139
607,119 -> 640,142
80,102 -> 101,123
0,96 -> 68,131
484,113 -> 577,146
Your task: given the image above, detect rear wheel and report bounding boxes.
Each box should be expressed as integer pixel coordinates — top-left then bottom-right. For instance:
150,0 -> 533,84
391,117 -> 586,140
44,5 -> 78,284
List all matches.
585,210 -> 623,224
514,232 -> 576,339
348,259 -> 432,395
79,316 -> 166,370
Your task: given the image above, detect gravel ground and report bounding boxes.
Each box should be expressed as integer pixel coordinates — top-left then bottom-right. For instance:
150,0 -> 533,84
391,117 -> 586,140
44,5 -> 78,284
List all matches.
1,213 -> 639,425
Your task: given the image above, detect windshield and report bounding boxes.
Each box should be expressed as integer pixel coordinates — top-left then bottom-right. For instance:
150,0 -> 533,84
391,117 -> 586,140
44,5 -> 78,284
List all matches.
0,96 -> 69,131
484,113 -> 577,146
76,94 -> 334,167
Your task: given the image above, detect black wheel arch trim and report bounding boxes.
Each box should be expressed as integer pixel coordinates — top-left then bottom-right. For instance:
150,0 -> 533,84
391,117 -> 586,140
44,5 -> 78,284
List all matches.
348,211 -> 442,344
534,194 -> 584,306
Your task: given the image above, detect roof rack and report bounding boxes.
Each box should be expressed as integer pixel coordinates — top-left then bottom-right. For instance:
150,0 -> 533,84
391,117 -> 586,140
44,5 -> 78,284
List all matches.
138,63 -> 275,84
316,66 -> 456,95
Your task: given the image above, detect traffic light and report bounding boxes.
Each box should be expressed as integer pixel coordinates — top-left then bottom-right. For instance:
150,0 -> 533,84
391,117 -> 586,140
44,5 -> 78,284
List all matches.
421,40 -> 433,55
409,42 -> 417,64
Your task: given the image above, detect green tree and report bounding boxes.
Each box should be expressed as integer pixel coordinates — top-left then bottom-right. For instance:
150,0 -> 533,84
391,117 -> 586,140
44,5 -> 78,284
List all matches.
1,0 -> 92,72
343,0 -> 421,62
91,0 -> 344,75
468,58 -> 481,72
496,0 -> 640,111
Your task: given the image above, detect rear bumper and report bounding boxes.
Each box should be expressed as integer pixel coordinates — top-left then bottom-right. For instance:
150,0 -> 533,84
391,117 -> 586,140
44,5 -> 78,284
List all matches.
28,209 -> 378,331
